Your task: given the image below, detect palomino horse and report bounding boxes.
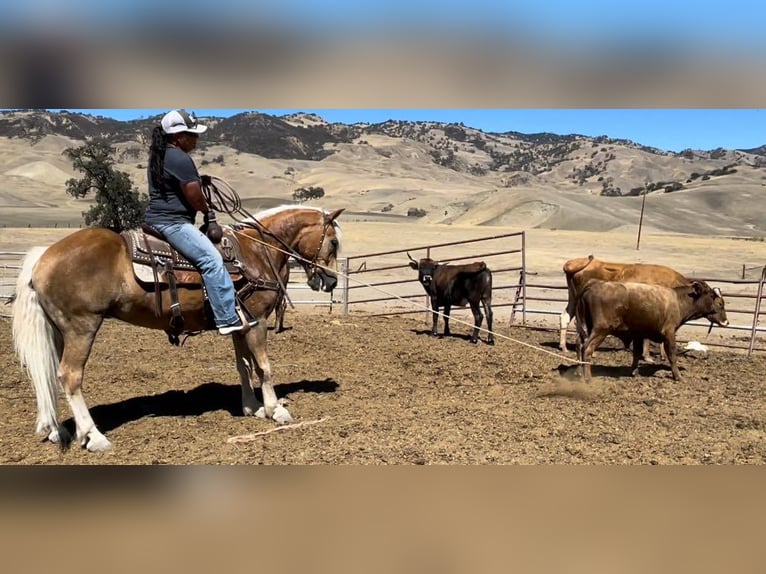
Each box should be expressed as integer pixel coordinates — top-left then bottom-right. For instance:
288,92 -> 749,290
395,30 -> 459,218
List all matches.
12,205 -> 344,452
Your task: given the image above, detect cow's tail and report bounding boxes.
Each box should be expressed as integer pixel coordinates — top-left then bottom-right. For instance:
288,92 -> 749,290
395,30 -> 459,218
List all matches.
574,284 -> 593,348
12,246 -> 62,437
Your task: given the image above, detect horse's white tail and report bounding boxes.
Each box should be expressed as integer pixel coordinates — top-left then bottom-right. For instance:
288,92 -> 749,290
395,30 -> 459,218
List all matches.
12,246 -> 62,437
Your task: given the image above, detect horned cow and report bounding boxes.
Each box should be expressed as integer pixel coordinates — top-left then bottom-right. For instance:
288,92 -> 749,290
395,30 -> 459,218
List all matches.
407,253 -> 494,345
576,280 -> 728,382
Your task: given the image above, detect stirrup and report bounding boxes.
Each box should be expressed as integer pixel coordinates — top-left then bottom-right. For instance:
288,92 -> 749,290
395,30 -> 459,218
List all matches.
218,307 -> 259,335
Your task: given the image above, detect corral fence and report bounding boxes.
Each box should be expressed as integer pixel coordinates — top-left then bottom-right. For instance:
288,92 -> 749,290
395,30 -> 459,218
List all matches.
338,234 -> 765,357
341,231 -> 526,322
3,242 -> 765,355
0,252 -> 23,317
518,262 -> 766,356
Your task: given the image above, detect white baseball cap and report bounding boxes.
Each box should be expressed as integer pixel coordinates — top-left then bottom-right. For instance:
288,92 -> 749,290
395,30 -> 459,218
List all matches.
161,109 -> 208,134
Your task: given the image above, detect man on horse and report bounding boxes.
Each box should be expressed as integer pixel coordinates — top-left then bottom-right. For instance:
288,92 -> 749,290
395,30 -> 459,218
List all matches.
145,109 -> 257,335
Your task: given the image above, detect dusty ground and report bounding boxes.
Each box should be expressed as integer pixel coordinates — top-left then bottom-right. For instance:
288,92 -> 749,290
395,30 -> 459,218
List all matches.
1,310 -> 764,465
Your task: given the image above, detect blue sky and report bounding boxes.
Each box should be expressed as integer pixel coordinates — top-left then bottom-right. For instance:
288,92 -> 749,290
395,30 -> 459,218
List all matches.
3,2 -> 765,50
55,109 -> 766,153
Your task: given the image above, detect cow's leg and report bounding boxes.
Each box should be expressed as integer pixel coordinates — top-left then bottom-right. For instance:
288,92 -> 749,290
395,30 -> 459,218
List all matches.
631,336 -> 644,376
442,303 -> 452,336
559,303 -> 575,352
429,299 -> 440,336
581,331 -> 608,382
641,339 -> 656,364
469,301 -> 483,344
483,297 -> 494,345
575,311 -> 589,377
663,334 -> 681,381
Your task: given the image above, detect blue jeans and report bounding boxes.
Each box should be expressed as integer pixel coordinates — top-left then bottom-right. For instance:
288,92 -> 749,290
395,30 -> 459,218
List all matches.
154,222 -> 240,328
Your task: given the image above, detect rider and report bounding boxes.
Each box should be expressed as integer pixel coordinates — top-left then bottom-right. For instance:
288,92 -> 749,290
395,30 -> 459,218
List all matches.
145,109 -> 257,335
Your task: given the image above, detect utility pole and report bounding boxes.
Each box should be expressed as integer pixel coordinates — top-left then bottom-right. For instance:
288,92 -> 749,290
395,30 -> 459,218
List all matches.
636,183 -> 648,250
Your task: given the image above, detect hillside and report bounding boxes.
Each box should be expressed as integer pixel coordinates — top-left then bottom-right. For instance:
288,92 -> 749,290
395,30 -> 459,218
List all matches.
0,109 -> 764,236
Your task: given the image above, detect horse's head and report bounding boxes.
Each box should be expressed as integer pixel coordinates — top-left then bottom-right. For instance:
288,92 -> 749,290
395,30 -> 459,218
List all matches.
297,208 -> 344,292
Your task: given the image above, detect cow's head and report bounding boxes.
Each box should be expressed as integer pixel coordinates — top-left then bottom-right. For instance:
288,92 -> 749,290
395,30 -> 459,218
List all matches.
690,281 -> 729,327
407,252 -> 438,288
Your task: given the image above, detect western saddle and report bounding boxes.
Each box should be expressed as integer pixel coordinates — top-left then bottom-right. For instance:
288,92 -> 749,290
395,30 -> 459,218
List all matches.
120,224 -> 279,345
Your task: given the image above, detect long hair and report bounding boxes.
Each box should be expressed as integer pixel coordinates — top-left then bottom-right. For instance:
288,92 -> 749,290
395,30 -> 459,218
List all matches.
149,126 -> 170,189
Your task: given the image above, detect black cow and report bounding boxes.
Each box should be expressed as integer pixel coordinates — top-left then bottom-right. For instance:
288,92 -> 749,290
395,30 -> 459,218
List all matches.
407,253 -> 494,344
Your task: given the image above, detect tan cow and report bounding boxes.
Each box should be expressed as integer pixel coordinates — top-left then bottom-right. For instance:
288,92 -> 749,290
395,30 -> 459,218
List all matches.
576,280 -> 728,381
559,255 -> 690,359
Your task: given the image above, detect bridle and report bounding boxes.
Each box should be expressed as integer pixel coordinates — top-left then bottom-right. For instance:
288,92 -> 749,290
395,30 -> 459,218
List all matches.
302,219 -> 336,282
200,177 -> 339,299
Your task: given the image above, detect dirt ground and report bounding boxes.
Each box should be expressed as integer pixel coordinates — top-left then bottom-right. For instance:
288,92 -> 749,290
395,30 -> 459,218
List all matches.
1,310 -> 764,465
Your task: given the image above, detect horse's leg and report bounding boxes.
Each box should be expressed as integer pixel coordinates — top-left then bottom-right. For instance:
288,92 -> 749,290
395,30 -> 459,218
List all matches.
59,321 -> 112,452
236,324 -> 293,424
232,332 -> 260,417
275,294 -> 287,333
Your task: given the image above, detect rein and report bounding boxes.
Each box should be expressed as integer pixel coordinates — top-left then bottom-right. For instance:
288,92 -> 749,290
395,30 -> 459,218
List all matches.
201,176 -> 334,304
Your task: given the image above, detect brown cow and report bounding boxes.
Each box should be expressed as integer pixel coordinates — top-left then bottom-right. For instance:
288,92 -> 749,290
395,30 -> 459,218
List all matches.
408,253 -> 494,344
576,280 -> 728,382
560,255 -> 690,360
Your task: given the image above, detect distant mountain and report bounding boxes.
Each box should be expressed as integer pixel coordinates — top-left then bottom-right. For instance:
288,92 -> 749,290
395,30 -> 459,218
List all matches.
0,109 -> 764,235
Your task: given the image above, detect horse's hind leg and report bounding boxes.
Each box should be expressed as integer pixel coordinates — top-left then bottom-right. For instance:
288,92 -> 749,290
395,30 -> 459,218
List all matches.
60,325 -> 112,452
232,325 -> 293,424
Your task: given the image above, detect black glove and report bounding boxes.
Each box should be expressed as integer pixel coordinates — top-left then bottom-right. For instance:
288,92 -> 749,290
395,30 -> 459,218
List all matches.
200,174 -> 213,187
203,211 -> 223,244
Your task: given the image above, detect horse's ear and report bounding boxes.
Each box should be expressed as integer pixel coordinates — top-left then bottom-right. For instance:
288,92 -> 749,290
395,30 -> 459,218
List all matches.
324,208 -> 345,224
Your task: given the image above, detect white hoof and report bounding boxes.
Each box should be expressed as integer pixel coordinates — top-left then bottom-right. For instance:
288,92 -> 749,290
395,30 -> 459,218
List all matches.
243,406 -> 259,417
255,406 -> 267,419
48,428 -> 68,444
38,424 -> 70,445
273,405 -> 293,425
85,432 -> 113,453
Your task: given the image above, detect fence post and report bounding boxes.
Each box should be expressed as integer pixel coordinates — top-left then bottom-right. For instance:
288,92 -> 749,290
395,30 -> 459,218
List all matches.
748,266 -> 766,357
423,247 -> 432,324
341,257 -> 349,316
521,231 -> 527,325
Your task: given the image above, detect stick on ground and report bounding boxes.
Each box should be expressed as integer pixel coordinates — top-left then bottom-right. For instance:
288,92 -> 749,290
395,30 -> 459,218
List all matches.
226,417 -> 328,444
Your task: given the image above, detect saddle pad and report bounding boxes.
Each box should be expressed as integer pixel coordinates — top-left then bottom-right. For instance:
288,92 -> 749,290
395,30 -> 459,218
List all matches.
121,229 -> 243,287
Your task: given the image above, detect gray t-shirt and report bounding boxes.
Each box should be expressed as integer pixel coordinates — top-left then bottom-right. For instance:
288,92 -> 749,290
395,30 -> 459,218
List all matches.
145,146 -> 201,225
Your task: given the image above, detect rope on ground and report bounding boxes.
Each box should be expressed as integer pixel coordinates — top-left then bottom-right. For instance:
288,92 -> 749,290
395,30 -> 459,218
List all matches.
226,417 -> 328,443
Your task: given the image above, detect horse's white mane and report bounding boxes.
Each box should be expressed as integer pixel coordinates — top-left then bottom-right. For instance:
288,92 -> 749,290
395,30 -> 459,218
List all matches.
251,204 -> 326,220
243,204 -> 343,244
